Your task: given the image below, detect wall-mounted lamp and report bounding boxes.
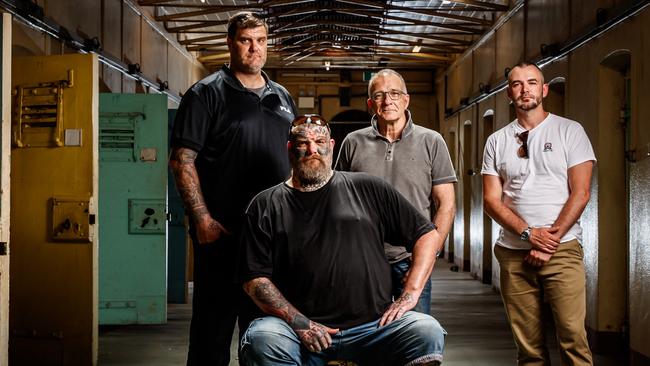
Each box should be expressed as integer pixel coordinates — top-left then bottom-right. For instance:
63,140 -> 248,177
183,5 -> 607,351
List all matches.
324,60 -> 331,71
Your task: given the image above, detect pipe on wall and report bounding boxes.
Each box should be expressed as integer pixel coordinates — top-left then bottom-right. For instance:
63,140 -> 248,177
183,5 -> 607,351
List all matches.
444,0 -> 650,118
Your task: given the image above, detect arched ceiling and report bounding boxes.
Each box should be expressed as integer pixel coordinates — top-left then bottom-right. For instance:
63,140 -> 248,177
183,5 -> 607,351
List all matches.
138,0 -> 510,71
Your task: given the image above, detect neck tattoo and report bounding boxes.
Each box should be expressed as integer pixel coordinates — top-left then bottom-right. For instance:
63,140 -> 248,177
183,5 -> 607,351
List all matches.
296,170 -> 333,192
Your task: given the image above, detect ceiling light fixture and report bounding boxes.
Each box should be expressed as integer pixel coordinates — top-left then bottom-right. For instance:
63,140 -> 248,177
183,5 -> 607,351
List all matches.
324,60 -> 331,71
412,39 -> 423,53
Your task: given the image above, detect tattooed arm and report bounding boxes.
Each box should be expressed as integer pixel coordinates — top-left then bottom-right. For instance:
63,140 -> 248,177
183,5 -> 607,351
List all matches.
380,229 -> 439,326
243,277 -> 339,352
169,147 -> 230,244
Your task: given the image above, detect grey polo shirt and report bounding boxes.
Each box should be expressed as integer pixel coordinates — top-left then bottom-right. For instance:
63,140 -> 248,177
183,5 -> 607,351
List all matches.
335,110 -> 457,262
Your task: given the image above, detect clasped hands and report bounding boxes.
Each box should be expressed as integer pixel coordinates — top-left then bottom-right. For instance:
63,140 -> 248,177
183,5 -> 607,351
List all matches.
524,226 -> 561,267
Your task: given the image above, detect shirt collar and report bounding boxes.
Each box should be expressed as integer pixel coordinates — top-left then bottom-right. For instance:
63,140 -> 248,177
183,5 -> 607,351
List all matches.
221,64 -> 274,94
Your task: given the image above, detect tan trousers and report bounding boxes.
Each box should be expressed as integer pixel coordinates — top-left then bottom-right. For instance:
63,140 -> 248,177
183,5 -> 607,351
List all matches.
495,240 -> 593,366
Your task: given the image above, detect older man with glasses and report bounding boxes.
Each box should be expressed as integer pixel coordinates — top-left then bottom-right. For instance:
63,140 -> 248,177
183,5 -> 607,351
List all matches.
239,115 -> 446,366
481,62 -> 596,365
336,69 -> 456,316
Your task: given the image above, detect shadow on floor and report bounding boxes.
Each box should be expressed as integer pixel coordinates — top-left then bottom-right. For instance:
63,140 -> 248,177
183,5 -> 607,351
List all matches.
99,260 -> 624,365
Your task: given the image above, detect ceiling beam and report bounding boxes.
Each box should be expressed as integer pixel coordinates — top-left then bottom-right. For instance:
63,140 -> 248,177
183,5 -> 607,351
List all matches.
440,0 -> 509,11
340,9 -> 482,34
154,5 -> 263,21
373,35 -> 465,52
197,51 -> 231,62
141,1 -> 259,8
335,0 -> 493,25
187,42 -> 228,51
179,34 -> 223,45
350,24 -> 473,45
165,20 -> 228,32
138,0 -> 181,5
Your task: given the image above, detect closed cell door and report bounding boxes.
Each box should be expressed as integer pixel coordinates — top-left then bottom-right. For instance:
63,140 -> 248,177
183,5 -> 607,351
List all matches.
98,93 -> 167,325
167,108 -> 188,304
10,54 -> 99,365
0,13 -> 11,366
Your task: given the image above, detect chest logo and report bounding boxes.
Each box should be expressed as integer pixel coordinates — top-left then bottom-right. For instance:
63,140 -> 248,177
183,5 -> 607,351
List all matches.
280,105 -> 291,114
543,142 -> 553,152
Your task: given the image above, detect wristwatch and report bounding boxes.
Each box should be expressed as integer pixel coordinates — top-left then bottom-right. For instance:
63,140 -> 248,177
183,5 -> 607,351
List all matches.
520,227 -> 532,241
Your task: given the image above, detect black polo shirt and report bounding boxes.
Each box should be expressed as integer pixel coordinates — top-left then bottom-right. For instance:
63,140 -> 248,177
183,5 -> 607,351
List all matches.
171,65 -> 297,234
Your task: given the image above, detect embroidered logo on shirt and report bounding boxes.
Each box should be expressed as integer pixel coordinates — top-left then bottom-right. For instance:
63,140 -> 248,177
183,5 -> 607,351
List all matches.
280,105 -> 291,114
543,143 -> 553,152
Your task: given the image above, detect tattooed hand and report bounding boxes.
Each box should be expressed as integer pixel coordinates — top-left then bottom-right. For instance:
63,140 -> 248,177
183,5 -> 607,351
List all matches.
292,316 -> 339,353
195,216 -> 230,245
243,277 -> 339,353
380,292 -> 417,326
169,147 -> 231,245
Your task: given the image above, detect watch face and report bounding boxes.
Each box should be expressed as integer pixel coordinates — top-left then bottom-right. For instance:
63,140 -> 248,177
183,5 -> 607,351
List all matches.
520,229 -> 530,241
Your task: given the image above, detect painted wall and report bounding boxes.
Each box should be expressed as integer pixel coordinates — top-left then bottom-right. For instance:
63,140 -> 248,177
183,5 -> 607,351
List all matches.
438,0 -> 650,360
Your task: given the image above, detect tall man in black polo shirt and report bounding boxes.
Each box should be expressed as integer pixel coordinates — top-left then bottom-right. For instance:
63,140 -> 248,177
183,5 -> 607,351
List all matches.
169,11 -> 297,366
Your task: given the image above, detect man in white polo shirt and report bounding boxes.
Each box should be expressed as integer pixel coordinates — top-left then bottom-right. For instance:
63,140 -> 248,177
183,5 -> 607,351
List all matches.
481,62 -> 595,365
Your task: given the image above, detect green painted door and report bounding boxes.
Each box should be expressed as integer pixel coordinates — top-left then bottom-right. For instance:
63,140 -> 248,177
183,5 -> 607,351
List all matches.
98,93 -> 167,324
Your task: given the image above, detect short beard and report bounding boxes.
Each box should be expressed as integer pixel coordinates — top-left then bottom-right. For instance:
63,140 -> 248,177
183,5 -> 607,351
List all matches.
515,95 -> 542,111
293,156 -> 331,188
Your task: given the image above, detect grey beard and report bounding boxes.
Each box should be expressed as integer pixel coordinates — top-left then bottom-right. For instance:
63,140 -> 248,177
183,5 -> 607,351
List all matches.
294,159 -> 332,190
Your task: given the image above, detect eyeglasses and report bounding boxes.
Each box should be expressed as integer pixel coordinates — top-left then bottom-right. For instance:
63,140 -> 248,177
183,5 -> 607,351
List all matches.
516,131 -> 529,158
291,114 -> 329,129
370,90 -> 407,102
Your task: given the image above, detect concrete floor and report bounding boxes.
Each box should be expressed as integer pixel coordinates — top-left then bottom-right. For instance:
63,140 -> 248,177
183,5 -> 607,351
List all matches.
99,261 -> 622,365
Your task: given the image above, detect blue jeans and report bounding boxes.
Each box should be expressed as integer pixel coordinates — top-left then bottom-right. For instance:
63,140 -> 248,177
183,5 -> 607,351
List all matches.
392,259 -> 432,315
240,311 -> 445,366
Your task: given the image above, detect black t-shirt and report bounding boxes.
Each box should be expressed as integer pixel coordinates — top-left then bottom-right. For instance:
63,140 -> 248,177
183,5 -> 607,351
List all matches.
171,65 -> 297,234
240,171 -> 435,329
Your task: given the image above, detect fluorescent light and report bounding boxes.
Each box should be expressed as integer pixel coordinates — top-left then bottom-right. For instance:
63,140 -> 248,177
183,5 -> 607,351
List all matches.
442,0 -> 451,4
412,45 -> 422,53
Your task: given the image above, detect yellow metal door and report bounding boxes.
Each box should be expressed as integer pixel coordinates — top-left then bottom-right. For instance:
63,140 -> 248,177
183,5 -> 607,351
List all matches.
10,54 -> 98,365
0,12 -> 11,366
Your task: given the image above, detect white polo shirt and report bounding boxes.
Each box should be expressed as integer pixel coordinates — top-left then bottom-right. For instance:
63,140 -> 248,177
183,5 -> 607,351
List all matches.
481,113 -> 596,250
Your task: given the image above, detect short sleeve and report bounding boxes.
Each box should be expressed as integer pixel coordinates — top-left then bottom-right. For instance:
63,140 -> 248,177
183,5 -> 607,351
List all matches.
335,135 -> 353,171
373,178 -> 435,251
481,133 -> 499,176
566,124 -> 596,168
239,200 -> 274,282
170,88 -> 213,152
430,134 -> 457,185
